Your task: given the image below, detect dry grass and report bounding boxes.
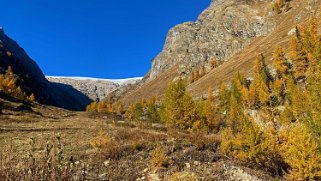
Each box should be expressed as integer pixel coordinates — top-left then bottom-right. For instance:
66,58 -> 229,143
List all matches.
120,65 -> 179,105
0,103 -> 277,180
188,0 -> 318,98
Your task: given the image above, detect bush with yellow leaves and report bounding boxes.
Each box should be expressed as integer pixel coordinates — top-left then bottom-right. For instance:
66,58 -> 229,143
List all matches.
90,129 -> 119,159
279,124 -> 321,180
169,171 -> 200,181
220,117 -> 285,175
0,67 -> 26,99
150,145 -> 168,170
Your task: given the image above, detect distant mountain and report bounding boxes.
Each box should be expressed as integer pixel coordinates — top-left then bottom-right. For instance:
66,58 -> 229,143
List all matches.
47,76 -> 142,101
0,29 -> 91,111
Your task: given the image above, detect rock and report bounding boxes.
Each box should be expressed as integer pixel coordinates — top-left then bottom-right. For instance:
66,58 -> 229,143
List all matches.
194,161 -> 201,166
103,160 -> 110,167
143,168 -> 149,173
146,0 -> 276,82
288,28 -> 297,36
224,165 -> 262,181
149,173 -> 160,181
185,163 -> 191,169
99,173 -> 107,179
152,123 -> 166,129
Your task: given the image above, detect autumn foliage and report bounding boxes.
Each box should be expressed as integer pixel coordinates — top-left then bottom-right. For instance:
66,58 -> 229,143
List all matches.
0,66 -> 35,102
122,14 -> 321,180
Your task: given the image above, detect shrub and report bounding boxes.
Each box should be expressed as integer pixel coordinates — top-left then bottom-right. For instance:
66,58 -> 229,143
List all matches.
86,101 -> 98,112
220,119 -> 285,175
0,67 -> 27,99
150,145 -> 167,169
90,129 -> 120,159
279,124 -> 321,180
169,171 -> 200,181
272,2 -> 281,14
27,93 -> 36,102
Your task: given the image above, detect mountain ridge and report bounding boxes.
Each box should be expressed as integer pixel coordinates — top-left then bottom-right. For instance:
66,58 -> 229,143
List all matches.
47,76 -> 142,101
46,76 -> 143,85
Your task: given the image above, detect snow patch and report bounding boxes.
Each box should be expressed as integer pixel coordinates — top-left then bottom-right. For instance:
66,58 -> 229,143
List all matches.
46,76 -> 143,85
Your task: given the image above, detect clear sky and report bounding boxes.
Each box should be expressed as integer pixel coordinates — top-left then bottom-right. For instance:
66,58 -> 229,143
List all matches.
0,0 -> 211,79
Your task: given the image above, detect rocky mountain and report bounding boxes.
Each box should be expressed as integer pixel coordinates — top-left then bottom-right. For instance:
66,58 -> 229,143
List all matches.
47,76 -> 142,101
121,0 -> 321,104
147,0 -> 276,81
0,29 -> 91,111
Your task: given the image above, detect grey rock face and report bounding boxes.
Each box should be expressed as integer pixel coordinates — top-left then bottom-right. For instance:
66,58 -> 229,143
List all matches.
47,77 -> 142,101
147,0 -> 275,81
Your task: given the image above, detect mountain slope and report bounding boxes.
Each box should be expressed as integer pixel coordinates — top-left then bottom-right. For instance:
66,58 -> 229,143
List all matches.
121,0 -> 321,104
0,29 -> 91,110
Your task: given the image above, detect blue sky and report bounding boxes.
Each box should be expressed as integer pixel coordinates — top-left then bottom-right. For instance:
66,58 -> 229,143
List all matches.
1,0 -> 210,79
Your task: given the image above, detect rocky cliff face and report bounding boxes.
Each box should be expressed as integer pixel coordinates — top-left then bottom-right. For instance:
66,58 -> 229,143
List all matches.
47,77 -> 142,101
121,0 -> 321,104
0,30 -> 91,111
147,0 -> 275,81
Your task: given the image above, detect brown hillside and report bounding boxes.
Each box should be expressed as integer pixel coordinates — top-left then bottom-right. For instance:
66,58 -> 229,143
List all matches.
121,0 -> 321,105
122,65 -> 179,105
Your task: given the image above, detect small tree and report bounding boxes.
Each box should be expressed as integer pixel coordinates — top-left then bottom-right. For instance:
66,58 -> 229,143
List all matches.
117,102 -> 123,115
273,45 -> 290,80
146,96 -> 161,122
86,102 -> 98,112
199,66 -> 206,77
210,59 -> 218,69
125,104 -> 135,121
28,93 -> 36,102
249,55 -> 270,108
289,31 -> 309,81
162,79 -> 198,130
97,101 -> 106,113
190,71 -> 196,83
218,82 -> 230,115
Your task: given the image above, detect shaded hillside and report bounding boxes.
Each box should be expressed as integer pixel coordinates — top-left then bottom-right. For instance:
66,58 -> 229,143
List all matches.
121,0 -> 321,104
0,30 -> 91,110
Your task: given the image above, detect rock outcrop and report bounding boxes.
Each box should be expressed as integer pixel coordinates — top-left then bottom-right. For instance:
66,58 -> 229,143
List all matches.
147,0 -> 275,81
0,30 -> 91,111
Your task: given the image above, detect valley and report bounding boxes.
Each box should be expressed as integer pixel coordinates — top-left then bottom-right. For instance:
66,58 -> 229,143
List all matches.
0,0 -> 321,180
